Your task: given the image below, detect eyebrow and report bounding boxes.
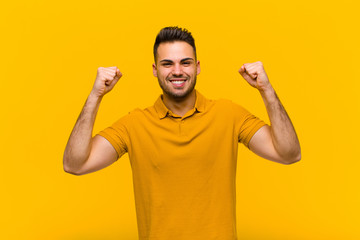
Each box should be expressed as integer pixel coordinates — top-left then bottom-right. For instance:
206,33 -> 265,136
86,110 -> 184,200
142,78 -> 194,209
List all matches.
159,58 -> 194,63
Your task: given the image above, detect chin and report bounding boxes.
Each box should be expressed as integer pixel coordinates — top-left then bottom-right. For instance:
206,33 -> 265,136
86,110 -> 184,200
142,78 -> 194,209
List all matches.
158,79 -> 196,100
168,88 -> 195,99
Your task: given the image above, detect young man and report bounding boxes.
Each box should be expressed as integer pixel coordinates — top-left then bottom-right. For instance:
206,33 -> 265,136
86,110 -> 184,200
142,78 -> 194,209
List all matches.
63,26 -> 301,240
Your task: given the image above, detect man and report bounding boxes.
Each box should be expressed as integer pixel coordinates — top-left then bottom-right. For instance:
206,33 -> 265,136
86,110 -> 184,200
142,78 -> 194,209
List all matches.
63,26 -> 301,240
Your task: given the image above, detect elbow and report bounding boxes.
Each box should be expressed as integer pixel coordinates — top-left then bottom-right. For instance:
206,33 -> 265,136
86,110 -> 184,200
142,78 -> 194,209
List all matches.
282,151 -> 301,165
63,166 -> 79,175
63,156 -> 84,176
63,166 -> 83,176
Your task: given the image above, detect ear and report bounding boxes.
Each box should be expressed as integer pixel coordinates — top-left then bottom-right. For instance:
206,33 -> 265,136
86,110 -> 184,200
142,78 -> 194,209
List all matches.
196,60 -> 201,75
152,63 -> 157,77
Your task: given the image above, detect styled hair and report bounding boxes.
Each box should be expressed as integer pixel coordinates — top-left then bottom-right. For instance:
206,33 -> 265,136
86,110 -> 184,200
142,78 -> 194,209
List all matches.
153,26 -> 196,62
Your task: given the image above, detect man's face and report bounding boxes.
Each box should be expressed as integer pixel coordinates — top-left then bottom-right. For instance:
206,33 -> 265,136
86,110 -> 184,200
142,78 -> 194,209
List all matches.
153,41 -> 200,99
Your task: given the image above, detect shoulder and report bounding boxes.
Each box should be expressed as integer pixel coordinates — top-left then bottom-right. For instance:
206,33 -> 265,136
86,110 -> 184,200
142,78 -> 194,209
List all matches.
216,98 -> 235,107
122,105 -> 159,122
213,97 -> 247,114
109,108 -> 143,125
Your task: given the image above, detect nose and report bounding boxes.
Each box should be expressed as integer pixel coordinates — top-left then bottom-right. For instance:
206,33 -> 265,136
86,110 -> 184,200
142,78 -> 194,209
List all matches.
172,63 -> 182,76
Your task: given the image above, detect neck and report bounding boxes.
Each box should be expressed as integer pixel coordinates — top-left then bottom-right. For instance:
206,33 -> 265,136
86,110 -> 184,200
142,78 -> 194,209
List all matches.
162,90 -> 196,117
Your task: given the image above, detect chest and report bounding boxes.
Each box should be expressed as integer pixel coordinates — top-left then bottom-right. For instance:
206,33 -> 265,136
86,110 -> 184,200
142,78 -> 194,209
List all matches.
128,112 -> 236,161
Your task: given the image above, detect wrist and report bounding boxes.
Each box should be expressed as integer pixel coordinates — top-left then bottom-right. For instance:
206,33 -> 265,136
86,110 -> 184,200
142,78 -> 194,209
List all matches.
259,84 -> 277,104
259,84 -> 274,96
88,91 -> 103,103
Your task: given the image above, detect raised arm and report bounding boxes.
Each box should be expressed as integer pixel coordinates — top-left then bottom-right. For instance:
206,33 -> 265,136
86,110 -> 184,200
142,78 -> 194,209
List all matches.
238,61 -> 301,165
63,67 -> 122,175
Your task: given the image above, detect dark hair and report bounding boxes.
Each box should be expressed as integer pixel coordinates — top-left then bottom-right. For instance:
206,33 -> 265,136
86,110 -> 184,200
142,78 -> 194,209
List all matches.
153,26 -> 196,62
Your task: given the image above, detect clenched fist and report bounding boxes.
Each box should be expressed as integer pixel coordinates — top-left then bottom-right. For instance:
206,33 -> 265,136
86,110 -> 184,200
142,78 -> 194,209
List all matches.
238,61 -> 271,92
91,66 -> 122,98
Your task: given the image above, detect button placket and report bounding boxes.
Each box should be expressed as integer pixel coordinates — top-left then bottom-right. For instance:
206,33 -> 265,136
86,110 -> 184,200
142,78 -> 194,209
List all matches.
179,119 -> 186,136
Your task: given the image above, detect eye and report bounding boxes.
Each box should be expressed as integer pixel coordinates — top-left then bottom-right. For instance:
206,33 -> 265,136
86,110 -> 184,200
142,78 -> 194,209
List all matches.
162,62 -> 172,67
182,61 -> 191,66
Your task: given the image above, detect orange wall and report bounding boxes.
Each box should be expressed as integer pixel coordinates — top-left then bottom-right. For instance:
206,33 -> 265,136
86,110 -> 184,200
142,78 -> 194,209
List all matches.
1,0 -> 359,239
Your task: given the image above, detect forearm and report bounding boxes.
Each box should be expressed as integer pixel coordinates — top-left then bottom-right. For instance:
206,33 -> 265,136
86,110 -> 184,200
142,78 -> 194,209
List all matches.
63,93 -> 103,172
259,85 -> 301,163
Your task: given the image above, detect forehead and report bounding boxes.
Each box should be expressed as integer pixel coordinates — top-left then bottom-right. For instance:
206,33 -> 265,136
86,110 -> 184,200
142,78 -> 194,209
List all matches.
157,41 -> 195,62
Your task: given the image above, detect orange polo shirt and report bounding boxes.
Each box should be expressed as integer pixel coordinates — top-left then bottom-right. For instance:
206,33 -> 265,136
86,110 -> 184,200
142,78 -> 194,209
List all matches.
97,89 -> 266,240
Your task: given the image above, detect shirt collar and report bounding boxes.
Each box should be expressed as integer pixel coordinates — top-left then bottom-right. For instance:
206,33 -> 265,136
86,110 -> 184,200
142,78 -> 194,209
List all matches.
154,89 -> 206,119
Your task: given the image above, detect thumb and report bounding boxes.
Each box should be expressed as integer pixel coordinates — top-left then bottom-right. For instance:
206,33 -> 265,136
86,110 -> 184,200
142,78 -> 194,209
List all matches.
107,70 -> 122,88
238,65 -> 245,74
238,66 -> 253,82
108,75 -> 120,89
115,69 -> 122,79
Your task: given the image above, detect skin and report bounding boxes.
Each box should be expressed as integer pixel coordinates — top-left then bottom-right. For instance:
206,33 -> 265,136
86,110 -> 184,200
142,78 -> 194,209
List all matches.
63,41 -> 301,176
63,67 -> 122,175
239,62 -> 301,164
152,41 -> 200,117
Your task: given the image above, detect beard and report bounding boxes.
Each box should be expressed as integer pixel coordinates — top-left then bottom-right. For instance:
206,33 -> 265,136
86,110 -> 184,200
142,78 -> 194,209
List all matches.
158,75 -> 197,100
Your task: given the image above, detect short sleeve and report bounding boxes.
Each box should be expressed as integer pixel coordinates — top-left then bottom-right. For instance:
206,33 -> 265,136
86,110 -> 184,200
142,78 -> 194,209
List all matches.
96,113 -> 131,160
231,102 -> 267,148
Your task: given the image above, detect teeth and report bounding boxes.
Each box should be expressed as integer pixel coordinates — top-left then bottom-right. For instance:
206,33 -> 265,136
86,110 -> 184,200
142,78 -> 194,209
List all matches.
172,81 -> 185,84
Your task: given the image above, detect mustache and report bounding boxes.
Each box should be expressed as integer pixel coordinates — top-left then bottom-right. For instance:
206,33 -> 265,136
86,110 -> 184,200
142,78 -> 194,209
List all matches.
166,75 -> 189,81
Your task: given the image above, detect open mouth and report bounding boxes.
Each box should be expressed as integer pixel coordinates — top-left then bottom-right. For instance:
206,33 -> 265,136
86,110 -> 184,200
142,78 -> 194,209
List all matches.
169,79 -> 187,87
